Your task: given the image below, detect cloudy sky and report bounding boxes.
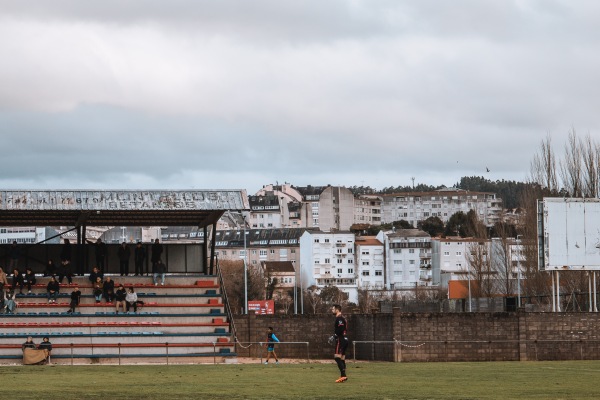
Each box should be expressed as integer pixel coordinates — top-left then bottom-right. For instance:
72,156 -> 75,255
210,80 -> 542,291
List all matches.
0,1 -> 596,194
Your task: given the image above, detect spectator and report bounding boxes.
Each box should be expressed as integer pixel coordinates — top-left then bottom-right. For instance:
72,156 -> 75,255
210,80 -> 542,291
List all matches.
92,276 -> 104,303
0,267 -> 8,291
38,336 -> 52,353
125,286 -> 138,313
59,239 -> 75,280
88,266 -> 104,284
8,241 -> 20,269
103,276 -> 115,303
115,284 -> 127,313
44,260 -> 57,277
22,336 -> 36,351
153,259 -> 167,286
67,285 -> 81,314
23,268 -> 36,294
118,242 -> 130,276
86,238 -> 107,273
10,268 -> 24,295
151,239 -> 163,275
46,276 -> 60,303
58,260 -> 73,285
134,242 -> 146,276
4,289 -> 17,314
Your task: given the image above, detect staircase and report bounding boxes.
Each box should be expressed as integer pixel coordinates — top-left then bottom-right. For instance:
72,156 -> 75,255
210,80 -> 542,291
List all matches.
0,275 -> 237,364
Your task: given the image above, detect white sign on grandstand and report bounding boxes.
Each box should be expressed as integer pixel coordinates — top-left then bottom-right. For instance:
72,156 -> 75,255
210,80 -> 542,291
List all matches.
540,198 -> 600,271
0,190 -> 248,211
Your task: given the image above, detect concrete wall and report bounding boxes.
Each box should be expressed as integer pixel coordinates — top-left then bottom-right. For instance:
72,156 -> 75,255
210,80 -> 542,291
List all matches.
233,311 -> 600,362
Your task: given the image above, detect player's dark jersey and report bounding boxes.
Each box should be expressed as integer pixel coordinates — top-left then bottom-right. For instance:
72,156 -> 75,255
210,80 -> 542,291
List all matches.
334,315 -> 347,337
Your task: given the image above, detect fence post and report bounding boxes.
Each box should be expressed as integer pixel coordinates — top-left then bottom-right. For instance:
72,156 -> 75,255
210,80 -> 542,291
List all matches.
213,342 -> 216,365
166,342 -> 169,365
70,343 -> 74,365
118,343 -> 121,365
306,342 -> 310,364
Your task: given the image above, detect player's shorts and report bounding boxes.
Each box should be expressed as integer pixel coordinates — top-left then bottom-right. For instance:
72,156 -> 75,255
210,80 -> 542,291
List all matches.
334,337 -> 348,360
267,346 -> 275,352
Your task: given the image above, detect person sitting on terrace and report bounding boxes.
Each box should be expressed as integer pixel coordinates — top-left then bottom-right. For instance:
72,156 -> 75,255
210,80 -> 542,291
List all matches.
38,336 -> 52,353
103,276 -> 115,303
115,284 -> 127,313
44,260 -> 57,277
46,276 -> 60,304
22,336 -> 36,351
23,268 -> 36,294
88,267 -> 104,285
4,289 -> 17,314
125,286 -> 138,313
0,267 -> 8,291
67,285 -> 81,314
93,276 -> 104,303
10,268 -> 24,295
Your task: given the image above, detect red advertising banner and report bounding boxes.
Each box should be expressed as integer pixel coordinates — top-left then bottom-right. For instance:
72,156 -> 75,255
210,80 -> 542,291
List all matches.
247,300 -> 275,315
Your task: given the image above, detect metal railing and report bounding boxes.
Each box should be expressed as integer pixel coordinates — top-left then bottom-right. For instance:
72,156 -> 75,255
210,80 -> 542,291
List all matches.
233,341 -> 311,363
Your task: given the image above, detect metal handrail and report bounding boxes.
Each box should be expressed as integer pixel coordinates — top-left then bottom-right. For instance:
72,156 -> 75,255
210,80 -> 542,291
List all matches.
214,256 -> 238,344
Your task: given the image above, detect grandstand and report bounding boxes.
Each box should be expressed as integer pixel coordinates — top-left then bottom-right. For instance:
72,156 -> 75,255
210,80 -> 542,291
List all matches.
0,190 -> 248,364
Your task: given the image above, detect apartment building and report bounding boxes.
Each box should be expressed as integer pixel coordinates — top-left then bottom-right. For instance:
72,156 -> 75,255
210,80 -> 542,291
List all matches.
355,236 -> 385,289
381,188 -> 503,227
299,230 -> 357,303
252,183 -> 309,228
431,238 -> 484,287
213,228 -> 307,268
0,227 -> 59,244
354,194 -> 383,226
380,229 -> 432,289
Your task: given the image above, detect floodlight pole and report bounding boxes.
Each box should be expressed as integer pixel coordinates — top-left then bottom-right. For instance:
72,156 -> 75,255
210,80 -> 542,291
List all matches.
243,215 -> 248,315
516,235 -> 522,308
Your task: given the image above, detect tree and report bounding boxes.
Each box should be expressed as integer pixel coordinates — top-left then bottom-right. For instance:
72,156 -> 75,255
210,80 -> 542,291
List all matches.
418,216 -> 444,237
304,285 -> 323,314
444,212 -> 469,237
318,285 -> 348,308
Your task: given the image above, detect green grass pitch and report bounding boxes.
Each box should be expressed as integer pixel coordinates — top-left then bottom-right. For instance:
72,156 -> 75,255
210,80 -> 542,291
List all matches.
1,360 -> 599,399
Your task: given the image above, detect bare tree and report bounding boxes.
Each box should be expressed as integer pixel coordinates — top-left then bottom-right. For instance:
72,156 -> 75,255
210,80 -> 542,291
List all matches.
559,129 -> 583,197
529,133 -> 558,192
304,285 -> 323,314
581,134 -> 600,198
274,291 -> 294,314
491,220 -> 515,297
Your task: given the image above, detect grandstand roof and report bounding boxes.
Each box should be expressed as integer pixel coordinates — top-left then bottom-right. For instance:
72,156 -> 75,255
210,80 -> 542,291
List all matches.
0,190 -> 249,227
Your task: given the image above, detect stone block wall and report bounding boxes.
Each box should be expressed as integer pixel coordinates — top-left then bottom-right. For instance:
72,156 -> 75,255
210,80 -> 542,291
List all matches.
233,311 -> 600,362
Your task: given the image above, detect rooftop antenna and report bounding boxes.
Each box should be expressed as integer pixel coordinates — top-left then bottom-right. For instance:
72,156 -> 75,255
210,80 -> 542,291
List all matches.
411,177 -> 415,189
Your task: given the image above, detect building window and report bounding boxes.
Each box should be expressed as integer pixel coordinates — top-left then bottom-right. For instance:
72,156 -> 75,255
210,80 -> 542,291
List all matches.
337,259 -> 342,264
362,261 -> 369,266
409,249 -> 415,254
324,238 -> 330,243
314,238 -> 320,243
270,249 -> 275,254
337,269 -> 343,274
444,251 -> 449,256
325,258 -> 330,264
393,260 -> 402,265
260,250 -> 267,256
362,271 -> 370,276
348,269 -> 353,274
348,259 -> 353,264
375,270 -> 382,276
456,251 -> 462,256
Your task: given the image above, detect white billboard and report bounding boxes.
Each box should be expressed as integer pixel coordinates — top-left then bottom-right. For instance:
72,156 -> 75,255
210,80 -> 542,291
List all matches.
540,198 -> 600,270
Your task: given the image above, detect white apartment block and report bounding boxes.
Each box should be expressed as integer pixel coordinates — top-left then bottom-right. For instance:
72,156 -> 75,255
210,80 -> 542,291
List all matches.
381,188 -> 503,227
380,229 -> 432,289
432,238 -> 476,286
355,236 -> 385,289
0,227 -> 57,244
354,195 -> 383,226
252,184 -> 309,229
213,229 -> 305,268
299,230 -> 357,303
